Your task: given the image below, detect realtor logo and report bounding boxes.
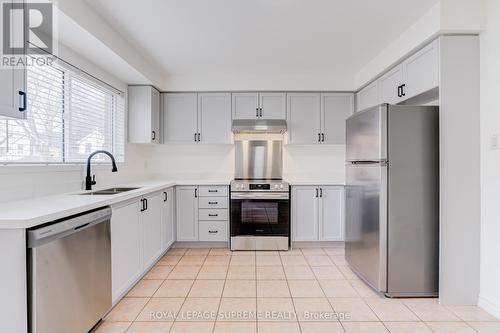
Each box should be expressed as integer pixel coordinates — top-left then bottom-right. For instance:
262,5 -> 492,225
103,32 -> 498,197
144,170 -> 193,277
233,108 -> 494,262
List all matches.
1,1 -> 55,67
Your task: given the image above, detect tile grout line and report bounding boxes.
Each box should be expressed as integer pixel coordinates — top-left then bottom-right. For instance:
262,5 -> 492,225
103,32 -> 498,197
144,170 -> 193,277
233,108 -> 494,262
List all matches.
212,249 -> 232,333
280,251 -> 302,333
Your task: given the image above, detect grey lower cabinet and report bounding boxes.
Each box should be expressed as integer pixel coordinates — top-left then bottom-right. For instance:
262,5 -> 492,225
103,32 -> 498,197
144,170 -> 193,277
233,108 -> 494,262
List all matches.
161,187 -> 175,251
292,185 -> 344,242
287,93 -> 353,145
110,190 -> 165,303
162,92 -> 232,144
176,185 -> 229,242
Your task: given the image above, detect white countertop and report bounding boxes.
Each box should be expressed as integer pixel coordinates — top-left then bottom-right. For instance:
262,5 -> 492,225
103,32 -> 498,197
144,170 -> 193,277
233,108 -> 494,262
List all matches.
286,180 -> 345,186
0,179 -> 230,229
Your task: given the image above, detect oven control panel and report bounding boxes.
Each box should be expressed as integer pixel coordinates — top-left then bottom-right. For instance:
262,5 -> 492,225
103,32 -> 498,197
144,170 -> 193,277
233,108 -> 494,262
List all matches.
231,180 -> 289,192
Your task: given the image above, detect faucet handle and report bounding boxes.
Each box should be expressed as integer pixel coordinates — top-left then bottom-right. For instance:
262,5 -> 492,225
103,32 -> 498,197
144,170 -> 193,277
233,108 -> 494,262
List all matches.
91,175 -> 96,185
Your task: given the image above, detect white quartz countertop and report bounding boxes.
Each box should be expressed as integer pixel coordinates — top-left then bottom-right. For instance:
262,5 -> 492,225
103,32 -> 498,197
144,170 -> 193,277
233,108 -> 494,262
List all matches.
0,179 -> 230,229
286,180 -> 345,186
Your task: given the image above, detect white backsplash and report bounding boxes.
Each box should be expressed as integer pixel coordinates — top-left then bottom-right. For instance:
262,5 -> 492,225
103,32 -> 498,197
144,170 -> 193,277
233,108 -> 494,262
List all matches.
0,144 -> 148,203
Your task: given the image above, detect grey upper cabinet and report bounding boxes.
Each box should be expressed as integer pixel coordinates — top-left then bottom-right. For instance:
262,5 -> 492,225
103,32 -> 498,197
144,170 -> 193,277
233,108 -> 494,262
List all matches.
403,39 -> 439,99
197,93 -> 232,144
357,39 -> 439,110
356,81 -> 379,112
287,93 -> 352,145
162,93 -> 198,144
0,0 -> 26,120
259,93 -> 286,119
232,92 -> 259,119
163,92 -> 231,144
321,93 -> 353,144
128,86 -> 160,144
232,92 -> 286,119
379,65 -> 404,105
287,93 -> 321,145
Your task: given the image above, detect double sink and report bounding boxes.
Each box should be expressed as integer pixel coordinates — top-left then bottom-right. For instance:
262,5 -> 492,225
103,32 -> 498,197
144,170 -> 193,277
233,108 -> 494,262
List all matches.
80,187 -> 140,195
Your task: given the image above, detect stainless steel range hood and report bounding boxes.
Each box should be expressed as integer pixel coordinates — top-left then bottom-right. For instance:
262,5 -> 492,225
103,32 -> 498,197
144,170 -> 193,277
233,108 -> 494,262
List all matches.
231,119 -> 287,134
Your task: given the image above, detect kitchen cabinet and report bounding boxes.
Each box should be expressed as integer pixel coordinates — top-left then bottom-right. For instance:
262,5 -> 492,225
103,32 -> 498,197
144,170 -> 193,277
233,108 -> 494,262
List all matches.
232,92 -> 286,119
379,66 -> 404,105
163,92 -> 231,144
356,81 -> 379,112
402,39 -> 439,99
176,185 -> 229,242
197,93 -> 232,144
161,187 -> 175,251
141,192 -> 163,269
287,93 -> 321,145
321,93 -> 353,144
128,85 -> 160,143
111,199 -> 142,302
176,186 -> 199,241
362,39 -> 439,107
292,185 -> 344,242
0,0 -> 26,119
292,186 -> 319,241
111,191 -> 165,302
287,93 -> 352,145
162,93 -> 198,143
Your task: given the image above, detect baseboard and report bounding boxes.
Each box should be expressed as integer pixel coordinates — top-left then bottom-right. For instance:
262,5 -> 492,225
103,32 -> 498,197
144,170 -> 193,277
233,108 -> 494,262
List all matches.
173,241 -> 228,248
292,241 -> 345,248
478,295 -> 500,319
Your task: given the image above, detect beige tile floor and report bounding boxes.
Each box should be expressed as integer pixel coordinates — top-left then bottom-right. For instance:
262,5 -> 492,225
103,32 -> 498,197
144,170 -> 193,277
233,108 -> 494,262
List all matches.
95,247 -> 499,333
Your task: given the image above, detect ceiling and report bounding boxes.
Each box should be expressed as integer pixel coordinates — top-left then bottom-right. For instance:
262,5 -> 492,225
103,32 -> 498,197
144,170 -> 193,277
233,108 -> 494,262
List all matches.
83,0 -> 440,90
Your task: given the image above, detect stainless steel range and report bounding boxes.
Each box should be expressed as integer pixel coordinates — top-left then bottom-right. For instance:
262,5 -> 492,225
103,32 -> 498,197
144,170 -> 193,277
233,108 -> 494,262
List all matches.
230,121 -> 290,251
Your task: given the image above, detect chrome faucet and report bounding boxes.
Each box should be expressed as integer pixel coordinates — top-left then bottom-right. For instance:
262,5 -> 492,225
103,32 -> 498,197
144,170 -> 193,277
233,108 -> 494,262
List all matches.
85,150 -> 118,190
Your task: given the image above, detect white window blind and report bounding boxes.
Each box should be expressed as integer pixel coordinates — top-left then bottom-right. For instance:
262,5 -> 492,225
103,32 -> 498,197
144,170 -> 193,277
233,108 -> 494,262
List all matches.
0,60 -> 125,164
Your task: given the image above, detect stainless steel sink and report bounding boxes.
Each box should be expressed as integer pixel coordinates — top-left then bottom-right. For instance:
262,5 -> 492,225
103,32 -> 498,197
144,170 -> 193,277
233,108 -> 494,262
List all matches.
80,187 -> 140,195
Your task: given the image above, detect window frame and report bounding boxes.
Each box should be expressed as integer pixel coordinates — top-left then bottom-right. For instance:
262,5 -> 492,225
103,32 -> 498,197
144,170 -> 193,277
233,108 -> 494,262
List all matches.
0,59 -> 126,166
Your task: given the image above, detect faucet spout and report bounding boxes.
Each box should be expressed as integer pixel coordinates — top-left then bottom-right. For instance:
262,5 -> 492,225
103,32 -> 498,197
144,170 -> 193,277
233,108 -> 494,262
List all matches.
85,150 -> 118,191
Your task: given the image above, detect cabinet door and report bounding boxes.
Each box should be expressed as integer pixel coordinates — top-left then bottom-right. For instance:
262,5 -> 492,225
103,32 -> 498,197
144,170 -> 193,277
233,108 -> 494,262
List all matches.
176,186 -> 199,241
356,81 -> 379,112
128,86 -> 154,143
287,93 -> 321,145
403,40 -> 439,100
142,192 -> 163,268
162,93 -> 198,144
379,65 -> 404,105
0,0 -> 26,120
321,93 -> 353,144
198,93 -> 232,144
292,186 -> 319,241
232,92 -> 259,119
151,88 -> 160,143
161,188 -> 175,251
259,92 -> 286,119
319,186 -> 344,241
111,200 -> 142,302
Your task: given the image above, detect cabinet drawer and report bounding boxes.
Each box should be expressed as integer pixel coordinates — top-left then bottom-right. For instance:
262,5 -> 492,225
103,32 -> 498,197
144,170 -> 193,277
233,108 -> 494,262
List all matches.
199,209 -> 227,220
199,221 -> 228,241
199,197 -> 228,209
199,186 -> 228,197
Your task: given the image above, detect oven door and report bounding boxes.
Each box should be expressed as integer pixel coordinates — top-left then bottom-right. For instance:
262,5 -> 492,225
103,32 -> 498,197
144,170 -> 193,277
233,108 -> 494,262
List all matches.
231,192 -> 290,237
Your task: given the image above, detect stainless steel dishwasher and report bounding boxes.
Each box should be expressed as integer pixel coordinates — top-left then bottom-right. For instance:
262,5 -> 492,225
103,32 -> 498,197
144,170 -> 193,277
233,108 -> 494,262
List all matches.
28,207 -> 112,333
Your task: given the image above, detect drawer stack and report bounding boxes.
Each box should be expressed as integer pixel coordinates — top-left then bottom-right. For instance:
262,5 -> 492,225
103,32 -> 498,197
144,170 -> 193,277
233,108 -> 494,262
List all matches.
198,186 -> 229,241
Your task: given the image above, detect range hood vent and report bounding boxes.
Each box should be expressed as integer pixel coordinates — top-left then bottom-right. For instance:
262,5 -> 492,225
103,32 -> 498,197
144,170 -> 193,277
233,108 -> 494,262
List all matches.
231,119 -> 287,134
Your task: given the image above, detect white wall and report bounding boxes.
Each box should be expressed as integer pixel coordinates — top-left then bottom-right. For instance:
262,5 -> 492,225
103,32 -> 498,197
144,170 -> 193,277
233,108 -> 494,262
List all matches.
478,0 -> 500,318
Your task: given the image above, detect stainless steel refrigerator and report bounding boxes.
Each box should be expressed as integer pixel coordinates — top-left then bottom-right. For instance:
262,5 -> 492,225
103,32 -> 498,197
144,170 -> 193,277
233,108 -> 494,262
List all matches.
345,104 -> 439,297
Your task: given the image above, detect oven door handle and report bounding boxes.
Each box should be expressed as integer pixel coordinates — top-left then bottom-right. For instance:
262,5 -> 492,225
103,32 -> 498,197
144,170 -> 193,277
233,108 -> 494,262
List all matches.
231,192 -> 289,200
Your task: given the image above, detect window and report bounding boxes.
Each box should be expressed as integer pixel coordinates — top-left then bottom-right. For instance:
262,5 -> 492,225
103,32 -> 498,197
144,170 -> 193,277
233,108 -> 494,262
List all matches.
0,60 -> 125,164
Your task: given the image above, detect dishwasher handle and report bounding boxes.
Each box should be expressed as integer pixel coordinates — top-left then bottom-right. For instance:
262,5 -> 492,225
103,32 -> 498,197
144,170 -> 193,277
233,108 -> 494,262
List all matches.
27,207 -> 112,248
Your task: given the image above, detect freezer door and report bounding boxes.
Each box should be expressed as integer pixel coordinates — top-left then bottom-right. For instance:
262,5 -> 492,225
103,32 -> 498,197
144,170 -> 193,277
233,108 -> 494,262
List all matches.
345,163 -> 387,292
346,105 -> 387,162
